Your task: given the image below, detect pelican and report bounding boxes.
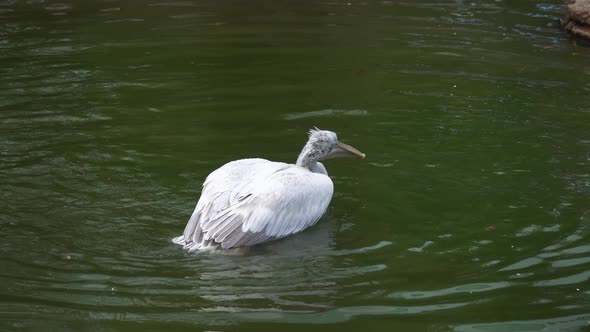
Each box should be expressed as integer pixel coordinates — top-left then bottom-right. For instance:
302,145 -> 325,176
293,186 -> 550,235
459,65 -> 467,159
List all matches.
172,128 -> 365,251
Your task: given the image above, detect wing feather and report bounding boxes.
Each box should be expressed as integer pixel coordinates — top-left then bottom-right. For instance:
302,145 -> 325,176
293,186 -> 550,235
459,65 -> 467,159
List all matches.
178,158 -> 334,250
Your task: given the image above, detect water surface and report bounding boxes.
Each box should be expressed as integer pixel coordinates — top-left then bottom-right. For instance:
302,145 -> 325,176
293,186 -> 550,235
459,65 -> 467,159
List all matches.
1,0 -> 590,331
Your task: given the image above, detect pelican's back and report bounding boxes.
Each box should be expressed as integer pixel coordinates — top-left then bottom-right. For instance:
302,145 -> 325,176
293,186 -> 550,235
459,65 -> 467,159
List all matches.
173,158 -> 334,250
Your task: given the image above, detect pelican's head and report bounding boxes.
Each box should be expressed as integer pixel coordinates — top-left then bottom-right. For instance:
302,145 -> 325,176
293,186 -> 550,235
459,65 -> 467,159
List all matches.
297,128 -> 365,168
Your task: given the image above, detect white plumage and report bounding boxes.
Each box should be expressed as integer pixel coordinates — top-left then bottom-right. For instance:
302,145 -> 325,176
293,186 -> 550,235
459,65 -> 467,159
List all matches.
172,128 -> 364,251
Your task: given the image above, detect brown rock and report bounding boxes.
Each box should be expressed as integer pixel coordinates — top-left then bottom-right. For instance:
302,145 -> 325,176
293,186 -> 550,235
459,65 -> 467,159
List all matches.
569,21 -> 590,38
567,0 -> 590,25
563,0 -> 590,39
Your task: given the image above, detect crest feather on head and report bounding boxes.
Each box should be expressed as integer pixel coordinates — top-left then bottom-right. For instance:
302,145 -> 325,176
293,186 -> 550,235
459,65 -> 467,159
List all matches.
308,126 -> 322,137
306,127 -> 338,148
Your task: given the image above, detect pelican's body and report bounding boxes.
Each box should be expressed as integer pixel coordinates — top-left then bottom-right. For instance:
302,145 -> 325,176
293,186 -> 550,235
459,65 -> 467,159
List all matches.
173,129 -> 364,251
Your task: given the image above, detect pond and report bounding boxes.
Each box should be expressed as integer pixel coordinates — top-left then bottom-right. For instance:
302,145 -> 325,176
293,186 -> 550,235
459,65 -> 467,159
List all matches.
1,0 -> 590,331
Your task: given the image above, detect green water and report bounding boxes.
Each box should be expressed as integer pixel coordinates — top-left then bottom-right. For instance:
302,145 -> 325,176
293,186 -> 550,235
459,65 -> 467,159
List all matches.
1,0 -> 590,331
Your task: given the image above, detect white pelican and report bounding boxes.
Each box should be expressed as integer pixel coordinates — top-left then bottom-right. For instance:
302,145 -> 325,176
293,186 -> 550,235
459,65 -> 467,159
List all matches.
172,128 -> 365,251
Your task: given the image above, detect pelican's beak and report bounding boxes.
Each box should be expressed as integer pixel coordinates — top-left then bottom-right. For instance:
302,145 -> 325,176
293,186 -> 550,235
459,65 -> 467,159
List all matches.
323,141 -> 366,160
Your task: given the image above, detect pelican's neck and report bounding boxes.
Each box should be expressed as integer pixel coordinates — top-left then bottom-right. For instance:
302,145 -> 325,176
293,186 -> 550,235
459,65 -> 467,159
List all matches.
296,145 -> 328,175
296,144 -> 319,169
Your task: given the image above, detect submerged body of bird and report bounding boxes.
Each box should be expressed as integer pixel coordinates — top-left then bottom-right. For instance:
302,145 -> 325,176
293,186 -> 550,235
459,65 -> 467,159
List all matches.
173,128 -> 365,251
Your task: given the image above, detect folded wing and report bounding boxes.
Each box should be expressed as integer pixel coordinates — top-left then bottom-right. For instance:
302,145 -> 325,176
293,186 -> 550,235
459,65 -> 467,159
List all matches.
176,158 -> 334,250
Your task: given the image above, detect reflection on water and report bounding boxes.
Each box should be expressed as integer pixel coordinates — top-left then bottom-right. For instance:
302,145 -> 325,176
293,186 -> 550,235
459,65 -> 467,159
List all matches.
455,313 -> 590,332
1,0 -> 590,330
285,109 -> 369,120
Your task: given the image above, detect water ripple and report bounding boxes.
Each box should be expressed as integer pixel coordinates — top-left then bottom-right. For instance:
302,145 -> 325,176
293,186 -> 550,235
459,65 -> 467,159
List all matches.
1,0 -> 590,330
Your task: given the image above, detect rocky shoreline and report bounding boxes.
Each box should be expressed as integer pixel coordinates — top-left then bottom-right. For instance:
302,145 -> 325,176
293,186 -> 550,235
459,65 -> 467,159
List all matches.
561,0 -> 590,39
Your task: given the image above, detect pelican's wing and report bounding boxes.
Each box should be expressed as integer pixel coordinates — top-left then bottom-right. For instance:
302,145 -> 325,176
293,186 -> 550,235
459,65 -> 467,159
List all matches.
181,158 -> 269,247
182,159 -> 334,249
